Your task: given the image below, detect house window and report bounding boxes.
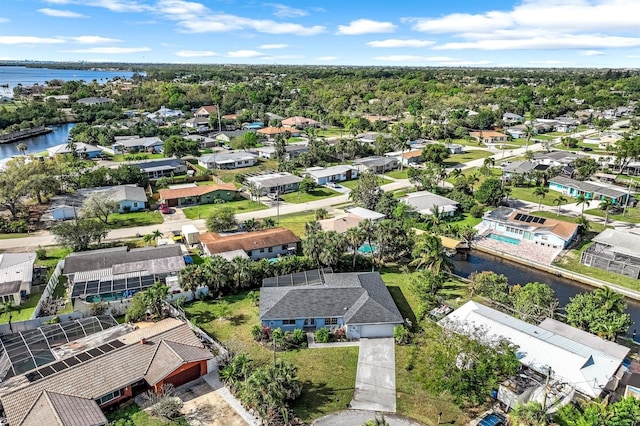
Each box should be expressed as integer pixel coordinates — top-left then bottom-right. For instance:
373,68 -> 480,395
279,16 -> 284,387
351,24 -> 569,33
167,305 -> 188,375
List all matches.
324,318 -> 338,325
260,248 -> 265,253
97,389 -> 122,405
268,247 -> 273,253
282,319 -> 296,325
247,250 -> 252,256
133,202 -> 138,207
282,245 -> 288,250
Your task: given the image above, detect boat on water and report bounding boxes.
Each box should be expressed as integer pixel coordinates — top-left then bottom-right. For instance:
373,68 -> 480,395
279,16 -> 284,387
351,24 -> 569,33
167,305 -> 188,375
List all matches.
0,84 -> 8,88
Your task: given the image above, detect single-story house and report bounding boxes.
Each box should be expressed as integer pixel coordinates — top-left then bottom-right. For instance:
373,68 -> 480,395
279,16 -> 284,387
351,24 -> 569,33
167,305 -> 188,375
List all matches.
158,183 -> 237,207
183,134 -> 217,148
446,144 -> 464,154
245,172 -> 302,195
548,175 -> 632,205
257,127 -> 300,140
255,143 -> 308,160
0,253 -> 36,305
146,106 -> 183,122
344,207 -> 386,221
112,136 -> 163,154
440,301 -> 629,399
400,191 -> 459,217
502,112 -> 523,124
533,151 -> 584,167
129,159 -> 188,179
0,318 -> 213,426
194,105 -> 218,118
385,149 -> 424,166
259,271 -> 403,339
319,208 -> 385,233
212,130 -> 251,144
198,151 -> 258,170
357,132 -> 390,144
303,165 -> 358,185
183,116 -> 210,129
479,207 -> 579,249
76,97 -> 114,106
469,131 -> 508,144
580,229 -> 640,279
50,184 -> 148,220
506,127 -> 528,139
64,245 -> 186,300
281,116 -> 320,129
201,227 -> 300,260
47,142 -> 103,159
353,156 -> 398,174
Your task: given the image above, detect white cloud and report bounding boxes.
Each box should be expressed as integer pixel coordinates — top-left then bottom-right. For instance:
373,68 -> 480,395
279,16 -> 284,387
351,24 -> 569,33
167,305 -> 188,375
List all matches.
227,50 -> 264,58
628,55 -> 640,59
315,56 -> 337,61
266,3 -> 308,18
0,18 -> 8,23
67,46 -> 151,53
581,50 -> 604,56
336,19 -> 396,35
176,50 -> 218,57
154,0 -> 324,36
0,36 -> 65,45
38,8 -> 87,18
67,36 -> 122,44
44,0 -> 148,12
409,0 -> 640,52
367,39 -> 434,48
260,44 -> 289,49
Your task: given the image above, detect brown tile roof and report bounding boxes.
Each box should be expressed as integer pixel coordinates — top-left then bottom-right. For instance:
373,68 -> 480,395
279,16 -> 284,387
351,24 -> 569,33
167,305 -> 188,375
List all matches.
508,210 -> 579,240
0,319 -> 212,426
318,214 -> 363,234
402,150 -> 423,159
222,114 -> 238,120
282,116 -> 319,126
201,227 -> 300,255
22,391 -> 107,426
158,183 -> 237,200
197,105 -> 218,114
470,131 -> 506,138
257,126 -> 288,135
145,340 -> 210,386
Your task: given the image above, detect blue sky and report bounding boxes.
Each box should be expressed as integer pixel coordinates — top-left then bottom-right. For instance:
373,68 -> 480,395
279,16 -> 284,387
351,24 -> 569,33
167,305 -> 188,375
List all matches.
2,0 -> 640,67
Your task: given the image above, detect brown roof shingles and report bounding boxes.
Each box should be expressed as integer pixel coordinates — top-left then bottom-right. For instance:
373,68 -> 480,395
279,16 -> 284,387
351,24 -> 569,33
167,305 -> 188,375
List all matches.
159,183 -> 237,201
508,211 -> 579,240
1,319 -> 212,426
201,227 -> 300,255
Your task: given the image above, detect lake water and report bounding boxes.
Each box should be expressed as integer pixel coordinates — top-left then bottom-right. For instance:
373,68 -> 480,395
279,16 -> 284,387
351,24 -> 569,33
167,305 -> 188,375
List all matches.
453,250 -> 640,336
0,123 -> 75,160
0,66 -> 136,96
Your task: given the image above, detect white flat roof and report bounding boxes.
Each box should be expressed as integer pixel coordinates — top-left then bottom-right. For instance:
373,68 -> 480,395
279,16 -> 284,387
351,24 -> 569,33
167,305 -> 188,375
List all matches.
344,207 -> 385,221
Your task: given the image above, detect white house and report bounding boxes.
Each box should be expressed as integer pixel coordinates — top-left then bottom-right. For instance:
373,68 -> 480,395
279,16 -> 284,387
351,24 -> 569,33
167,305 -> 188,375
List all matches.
384,149 -> 424,166
50,185 -> 148,220
0,253 -> 36,305
198,151 -> 258,170
400,191 -> 459,217
303,165 -> 358,185
112,136 -> 163,154
47,142 -> 103,159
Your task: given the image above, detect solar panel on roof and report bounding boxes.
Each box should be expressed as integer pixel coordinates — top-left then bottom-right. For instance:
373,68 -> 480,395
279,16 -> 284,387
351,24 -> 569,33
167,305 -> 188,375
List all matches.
110,340 -> 125,348
38,366 -> 55,377
50,361 -> 67,372
539,218 -> 547,224
525,216 -> 534,223
515,213 -> 523,221
75,352 -> 92,362
25,371 -> 42,382
63,357 -> 80,367
87,348 -> 103,357
97,343 -> 115,354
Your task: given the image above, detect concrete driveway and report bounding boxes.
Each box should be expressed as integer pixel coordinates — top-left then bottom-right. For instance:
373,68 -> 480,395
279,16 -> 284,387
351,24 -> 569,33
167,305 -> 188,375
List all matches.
350,337 -> 396,412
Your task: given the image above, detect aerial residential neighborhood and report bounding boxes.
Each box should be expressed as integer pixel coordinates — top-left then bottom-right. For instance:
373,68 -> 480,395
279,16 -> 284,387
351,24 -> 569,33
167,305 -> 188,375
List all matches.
3,1 -> 640,425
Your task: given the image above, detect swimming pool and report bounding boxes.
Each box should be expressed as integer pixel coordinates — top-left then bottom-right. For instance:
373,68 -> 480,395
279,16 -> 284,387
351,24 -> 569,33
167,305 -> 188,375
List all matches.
358,243 -> 378,254
487,233 -> 521,245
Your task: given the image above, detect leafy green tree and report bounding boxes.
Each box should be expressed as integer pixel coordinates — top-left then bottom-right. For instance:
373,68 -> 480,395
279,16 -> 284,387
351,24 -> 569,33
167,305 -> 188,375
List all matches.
475,177 -> 504,206
375,219 -> 413,264
206,206 -> 237,232
469,271 -> 510,305
163,135 -> 200,158
16,143 -> 27,156
421,143 -> 450,165
349,171 -> 382,210
554,396 -> 640,426
80,192 -> 118,224
179,264 -> 204,298
51,218 -> 109,251
510,402 -> 548,426
511,282 -> 559,322
143,282 -> 169,318
231,132 -> 258,150
565,287 -> 631,339
298,176 -> 317,194
345,226 -> 366,269
410,234 -> 453,275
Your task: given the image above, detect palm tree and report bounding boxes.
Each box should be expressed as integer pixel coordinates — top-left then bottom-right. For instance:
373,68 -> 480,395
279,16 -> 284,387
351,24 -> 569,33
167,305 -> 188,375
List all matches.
16,143 -> 27,156
179,264 -> 203,298
319,231 -> 346,270
575,194 -> 590,215
359,219 -> 377,259
576,215 -> 591,234
524,122 -> 535,152
231,256 -> 253,290
533,186 -> 549,211
595,286 -> 626,313
201,255 -> 231,296
503,187 -> 512,204
599,198 -> 614,226
152,229 -> 163,245
142,234 -> 154,246
345,227 -> 366,269
409,234 -> 453,275
553,195 -> 567,215
143,282 -> 169,318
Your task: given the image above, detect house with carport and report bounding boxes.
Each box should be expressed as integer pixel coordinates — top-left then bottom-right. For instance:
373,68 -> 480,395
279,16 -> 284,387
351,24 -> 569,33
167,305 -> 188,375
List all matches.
159,183 -> 237,207
200,227 -> 300,260
303,165 -> 358,185
259,271 -> 404,339
198,151 -> 258,170
245,172 -> 302,195
112,136 -> 163,154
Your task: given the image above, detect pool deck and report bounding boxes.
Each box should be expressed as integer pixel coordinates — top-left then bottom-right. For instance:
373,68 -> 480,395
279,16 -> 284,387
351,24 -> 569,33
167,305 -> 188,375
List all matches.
475,232 -> 561,265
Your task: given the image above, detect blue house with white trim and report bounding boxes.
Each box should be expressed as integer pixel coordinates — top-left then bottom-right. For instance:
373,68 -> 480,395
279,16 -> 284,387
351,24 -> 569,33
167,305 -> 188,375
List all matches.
259,271 -> 403,339
549,176 -> 632,205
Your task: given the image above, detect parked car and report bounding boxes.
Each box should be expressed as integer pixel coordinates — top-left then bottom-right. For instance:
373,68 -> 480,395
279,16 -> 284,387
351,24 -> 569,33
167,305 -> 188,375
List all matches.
478,412 -> 507,426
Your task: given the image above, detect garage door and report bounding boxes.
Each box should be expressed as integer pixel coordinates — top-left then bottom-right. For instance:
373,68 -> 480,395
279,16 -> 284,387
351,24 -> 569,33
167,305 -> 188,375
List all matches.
360,324 -> 395,338
163,363 -> 202,388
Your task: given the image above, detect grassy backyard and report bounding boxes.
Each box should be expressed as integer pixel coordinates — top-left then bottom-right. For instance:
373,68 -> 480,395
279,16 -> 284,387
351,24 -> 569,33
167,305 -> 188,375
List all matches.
280,188 -> 342,204
213,159 -> 279,184
386,169 -> 408,179
107,211 -> 164,229
110,153 -> 165,162
445,150 -> 493,166
276,212 -> 318,236
340,176 -> 392,190
584,207 -> 640,224
183,199 -> 267,220
530,210 -> 606,232
507,186 -> 575,206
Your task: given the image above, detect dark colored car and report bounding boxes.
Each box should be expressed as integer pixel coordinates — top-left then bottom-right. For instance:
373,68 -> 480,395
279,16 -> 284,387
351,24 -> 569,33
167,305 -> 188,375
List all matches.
478,412 -> 507,426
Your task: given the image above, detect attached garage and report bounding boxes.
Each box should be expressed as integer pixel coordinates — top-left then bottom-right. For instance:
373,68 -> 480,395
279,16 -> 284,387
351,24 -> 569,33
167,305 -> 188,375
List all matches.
347,323 -> 399,339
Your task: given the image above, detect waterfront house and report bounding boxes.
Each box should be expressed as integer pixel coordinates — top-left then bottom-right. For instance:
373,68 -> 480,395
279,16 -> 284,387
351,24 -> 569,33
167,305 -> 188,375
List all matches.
548,175 -> 631,205
158,183 -> 237,207
353,156 -> 398,174
440,301 -> 629,399
281,116 -> 320,129
400,191 -> 459,217
47,142 -> 103,159
112,136 -> 163,154
259,271 -> 403,339
302,165 -> 358,185
197,151 -> 258,170
0,318 -> 212,426
201,228 -> 300,260
480,207 -> 578,249
580,229 -> 640,279
245,172 -> 302,195
469,131 -> 508,144
319,207 -> 385,233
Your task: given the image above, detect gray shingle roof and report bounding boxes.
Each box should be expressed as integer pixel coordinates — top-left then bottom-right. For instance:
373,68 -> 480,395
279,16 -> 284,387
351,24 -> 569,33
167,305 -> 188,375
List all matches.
115,136 -> 162,148
260,272 -> 403,325
64,245 -> 184,275
353,156 -> 397,168
108,185 -> 147,203
549,176 -> 627,198
592,229 -> 640,258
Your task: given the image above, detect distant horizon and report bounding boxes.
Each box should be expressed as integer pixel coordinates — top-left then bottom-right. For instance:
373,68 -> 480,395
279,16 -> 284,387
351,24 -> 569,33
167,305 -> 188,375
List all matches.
2,1 -> 640,67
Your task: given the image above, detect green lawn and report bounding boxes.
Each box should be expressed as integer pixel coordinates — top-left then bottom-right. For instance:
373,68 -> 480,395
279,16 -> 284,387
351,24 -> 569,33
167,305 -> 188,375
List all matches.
507,186 -> 575,206
445,150 -> 493,166
183,199 -> 267,220
340,176 -> 392,190
438,138 -> 485,148
532,134 -> 554,141
184,294 -> 359,424
386,169 -> 408,179
213,159 -> 279,184
276,212 -> 318,237
317,128 -> 346,137
280,188 -> 341,204
0,291 -> 42,323
452,213 -> 483,228
287,137 -> 305,143
36,247 -> 72,269
107,211 -> 164,229
0,233 -> 28,239
111,153 -> 165,162
584,207 -> 640,224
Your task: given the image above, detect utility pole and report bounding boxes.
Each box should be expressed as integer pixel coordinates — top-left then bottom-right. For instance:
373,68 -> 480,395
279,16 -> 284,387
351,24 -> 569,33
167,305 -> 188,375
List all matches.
276,188 -> 280,225
216,104 -> 222,132
541,366 -> 552,412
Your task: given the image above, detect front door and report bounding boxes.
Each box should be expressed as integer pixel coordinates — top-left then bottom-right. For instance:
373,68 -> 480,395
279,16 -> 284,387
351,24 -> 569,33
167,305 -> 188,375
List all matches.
304,318 -> 316,328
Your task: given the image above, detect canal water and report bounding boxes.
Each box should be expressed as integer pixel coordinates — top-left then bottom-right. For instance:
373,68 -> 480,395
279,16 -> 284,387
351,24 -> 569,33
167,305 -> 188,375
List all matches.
0,123 -> 75,160
453,250 -> 640,335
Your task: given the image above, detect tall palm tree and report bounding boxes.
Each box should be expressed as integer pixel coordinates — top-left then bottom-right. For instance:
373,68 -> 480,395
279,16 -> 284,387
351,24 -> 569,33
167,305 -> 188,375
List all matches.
594,286 -> 626,313
142,234 -> 154,246
503,187 -> 512,204
575,194 -> 590,215
231,256 -> 253,290
553,195 -> 567,215
152,229 -> 163,245
359,219 -> 377,258
179,264 -> 203,298
533,186 -> 549,211
524,122 -> 535,153
576,215 -> 591,234
599,198 -> 614,226
344,227 -> 366,269
16,143 -> 27,156
201,255 -> 231,296
143,282 -> 169,318
410,234 -> 453,275
319,231 -> 346,270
